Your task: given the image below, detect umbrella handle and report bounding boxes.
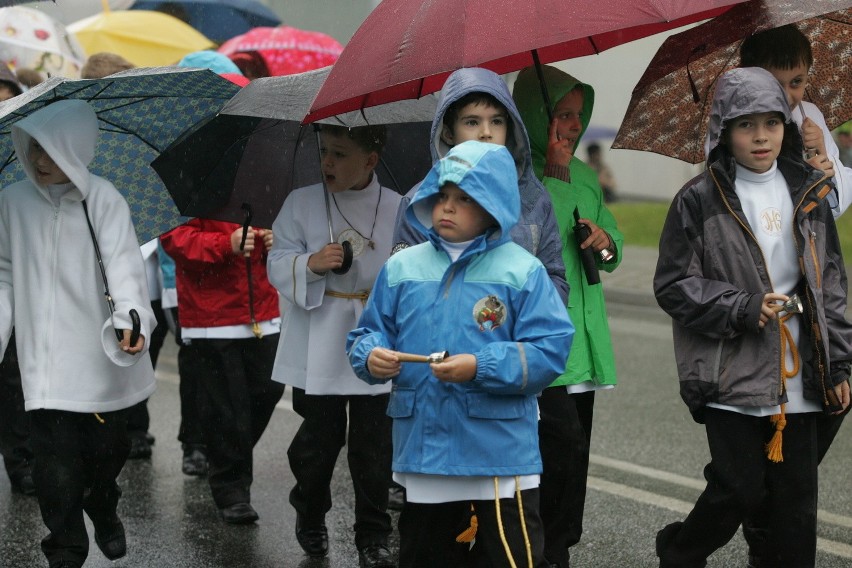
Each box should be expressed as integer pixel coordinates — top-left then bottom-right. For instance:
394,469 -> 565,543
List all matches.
314,125 -> 353,275
532,50 -> 554,123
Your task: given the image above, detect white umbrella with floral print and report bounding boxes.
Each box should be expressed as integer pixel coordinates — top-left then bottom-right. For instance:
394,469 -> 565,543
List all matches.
0,6 -> 86,78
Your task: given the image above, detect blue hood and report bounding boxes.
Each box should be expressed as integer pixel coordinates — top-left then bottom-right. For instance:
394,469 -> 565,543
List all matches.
408,141 -> 520,251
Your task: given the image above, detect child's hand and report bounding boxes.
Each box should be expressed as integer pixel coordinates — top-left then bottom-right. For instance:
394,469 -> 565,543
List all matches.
805,153 -> 835,180
801,117 -> 827,158
230,226 -> 255,256
119,330 -> 145,354
367,347 -> 400,380
257,228 -> 274,251
308,243 -> 345,274
546,118 -> 574,168
759,293 -> 789,328
830,380 -> 851,415
431,354 -> 477,383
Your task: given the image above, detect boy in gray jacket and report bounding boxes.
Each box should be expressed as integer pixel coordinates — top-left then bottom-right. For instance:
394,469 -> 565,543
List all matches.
653,67 -> 852,568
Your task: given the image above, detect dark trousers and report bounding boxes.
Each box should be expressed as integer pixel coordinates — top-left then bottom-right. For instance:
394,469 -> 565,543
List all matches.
0,335 -> 32,483
743,405 -> 849,560
29,408 -> 130,567
194,334 -> 284,508
126,299 -> 169,440
538,387 -> 595,566
171,308 -> 205,449
657,408 -> 818,568
288,388 -> 392,549
399,490 -> 549,568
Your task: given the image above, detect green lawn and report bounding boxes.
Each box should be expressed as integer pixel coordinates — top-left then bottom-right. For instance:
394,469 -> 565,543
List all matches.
610,201 -> 852,256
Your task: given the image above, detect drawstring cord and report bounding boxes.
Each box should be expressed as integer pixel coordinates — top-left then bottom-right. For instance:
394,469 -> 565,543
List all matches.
765,312 -> 799,462
454,477 -> 534,568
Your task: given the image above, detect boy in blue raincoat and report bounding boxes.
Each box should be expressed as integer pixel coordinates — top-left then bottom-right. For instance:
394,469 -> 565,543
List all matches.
348,141 -> 574,568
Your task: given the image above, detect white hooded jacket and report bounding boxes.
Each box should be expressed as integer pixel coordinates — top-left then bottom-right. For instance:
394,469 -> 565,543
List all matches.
0,99 -> 156,412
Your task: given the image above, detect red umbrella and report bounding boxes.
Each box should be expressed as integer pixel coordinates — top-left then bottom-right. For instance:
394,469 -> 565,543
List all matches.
306,0 -> 749,122
218,25 -> 342,77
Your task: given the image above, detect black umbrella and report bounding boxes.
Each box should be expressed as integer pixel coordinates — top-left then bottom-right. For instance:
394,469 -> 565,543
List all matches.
152,66 -> 436,230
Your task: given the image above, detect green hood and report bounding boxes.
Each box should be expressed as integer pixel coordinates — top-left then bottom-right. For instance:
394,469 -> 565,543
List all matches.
512,65 -> 595,179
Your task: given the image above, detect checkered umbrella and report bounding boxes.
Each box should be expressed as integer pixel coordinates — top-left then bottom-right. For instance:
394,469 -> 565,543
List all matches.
0,66 -> 240,243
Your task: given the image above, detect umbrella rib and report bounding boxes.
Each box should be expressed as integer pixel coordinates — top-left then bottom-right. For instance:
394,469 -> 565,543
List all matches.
97,116 -> 161,152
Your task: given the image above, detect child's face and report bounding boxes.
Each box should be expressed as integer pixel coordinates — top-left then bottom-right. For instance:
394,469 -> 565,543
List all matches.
442,102 -> 508,147
432,183 -> 494,243
764,63 -> 808,112
28,139 -> 70,185
727,112 -> 785,173
552,88 -> 584,148
319,132 -> 378,193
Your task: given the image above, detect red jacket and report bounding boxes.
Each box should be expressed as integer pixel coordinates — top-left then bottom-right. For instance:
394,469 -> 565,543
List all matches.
160,219 -> 279,328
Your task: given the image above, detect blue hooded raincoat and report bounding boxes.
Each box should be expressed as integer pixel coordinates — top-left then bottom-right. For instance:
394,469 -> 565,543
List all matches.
348,141 -> 574,476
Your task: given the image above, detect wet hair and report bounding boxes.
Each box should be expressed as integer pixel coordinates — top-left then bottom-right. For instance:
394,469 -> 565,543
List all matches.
320,124 -> 387,154
740,25 -> 813,70
443,92 -> 513,139
81,52 -> 135,79
14,68 -> 44,89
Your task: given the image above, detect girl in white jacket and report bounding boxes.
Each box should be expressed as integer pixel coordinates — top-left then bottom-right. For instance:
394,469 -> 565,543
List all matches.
0,99 -> 156,568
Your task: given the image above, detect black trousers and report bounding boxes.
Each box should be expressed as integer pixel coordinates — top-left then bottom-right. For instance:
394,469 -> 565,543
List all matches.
657,408 -> 818,568
537,387 -> 595,566
29,408 -> 130,567
194,334 -> 284,508
399,489 -> 549,568
288,388 -> 392,549
171,308 -> 205,449
743,405 -> 849,560
126,299 -> 170,440
0,334 -> 32,483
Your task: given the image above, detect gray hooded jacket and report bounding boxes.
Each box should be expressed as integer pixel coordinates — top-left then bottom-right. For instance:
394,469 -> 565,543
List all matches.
391,67 -> 568,303
653,67 -> 852,417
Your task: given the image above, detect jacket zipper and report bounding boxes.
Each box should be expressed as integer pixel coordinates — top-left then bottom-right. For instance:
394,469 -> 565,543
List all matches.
43,206 -> 60,401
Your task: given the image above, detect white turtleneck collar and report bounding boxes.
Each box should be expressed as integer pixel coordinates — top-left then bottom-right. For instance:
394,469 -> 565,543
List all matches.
735,160 -> 777,184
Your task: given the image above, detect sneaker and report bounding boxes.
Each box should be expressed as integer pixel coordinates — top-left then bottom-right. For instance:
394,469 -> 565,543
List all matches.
127,436 -> 151,460
181,448 -> 208,476
295,514 -> 328,557
358,543 -> 394,568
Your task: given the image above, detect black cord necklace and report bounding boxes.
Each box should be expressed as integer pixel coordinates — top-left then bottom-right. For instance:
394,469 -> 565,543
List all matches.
331,184 -> 382,250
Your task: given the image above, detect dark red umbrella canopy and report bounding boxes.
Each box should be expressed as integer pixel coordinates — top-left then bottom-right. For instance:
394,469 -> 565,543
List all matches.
306,0 -> 749,122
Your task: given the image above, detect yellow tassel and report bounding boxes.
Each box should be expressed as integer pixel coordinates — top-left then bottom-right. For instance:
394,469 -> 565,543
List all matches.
93,413 -> 105,424
765,412 -> 786,463
455,508 -> 478,543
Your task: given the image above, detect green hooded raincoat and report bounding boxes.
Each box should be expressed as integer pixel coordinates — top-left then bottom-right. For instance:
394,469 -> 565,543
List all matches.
513,66 -> 622,388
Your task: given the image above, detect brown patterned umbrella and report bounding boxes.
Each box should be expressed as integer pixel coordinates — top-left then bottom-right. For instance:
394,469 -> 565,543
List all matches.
612,0 -> 852,164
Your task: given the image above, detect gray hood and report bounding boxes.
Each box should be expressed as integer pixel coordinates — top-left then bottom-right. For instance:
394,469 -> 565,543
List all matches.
11,99 -> 98,197
707,67 -> 791,154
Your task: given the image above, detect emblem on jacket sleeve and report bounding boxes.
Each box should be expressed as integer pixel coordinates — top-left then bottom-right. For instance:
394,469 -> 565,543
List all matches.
473,295 -> 506,332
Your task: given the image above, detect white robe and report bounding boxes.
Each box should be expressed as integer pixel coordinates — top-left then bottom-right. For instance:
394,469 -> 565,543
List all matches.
267,176 -> 401,395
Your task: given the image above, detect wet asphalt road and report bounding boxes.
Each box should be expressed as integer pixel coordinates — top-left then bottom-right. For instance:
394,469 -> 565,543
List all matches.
2,290 -> 851,567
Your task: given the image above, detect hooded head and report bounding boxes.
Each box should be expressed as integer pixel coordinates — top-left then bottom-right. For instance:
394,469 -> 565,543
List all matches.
512,65 -> 595,179
11,100 -> 99,195
707,67 -> 797,162
408,141 -> 520,249
431,68 -> 533,179
178,51 -> 244,76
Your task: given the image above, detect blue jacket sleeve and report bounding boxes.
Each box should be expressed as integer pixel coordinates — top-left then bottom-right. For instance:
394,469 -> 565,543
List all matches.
471,265 -> 574,395
347,265 -> 396,384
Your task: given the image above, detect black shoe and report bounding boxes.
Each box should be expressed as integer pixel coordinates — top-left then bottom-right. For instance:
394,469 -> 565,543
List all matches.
127,436 -> 151,460
181,448 -> 208,476
92,512 -> 126,560
50,561 -> 82,568
747,552 -> 766,568
387,486 -> 405,511
295,514 -> 328,557
219,502 -> 259,525
9,472 -> 36,496
358,543 -> 394,568
145,432 -> 155,445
